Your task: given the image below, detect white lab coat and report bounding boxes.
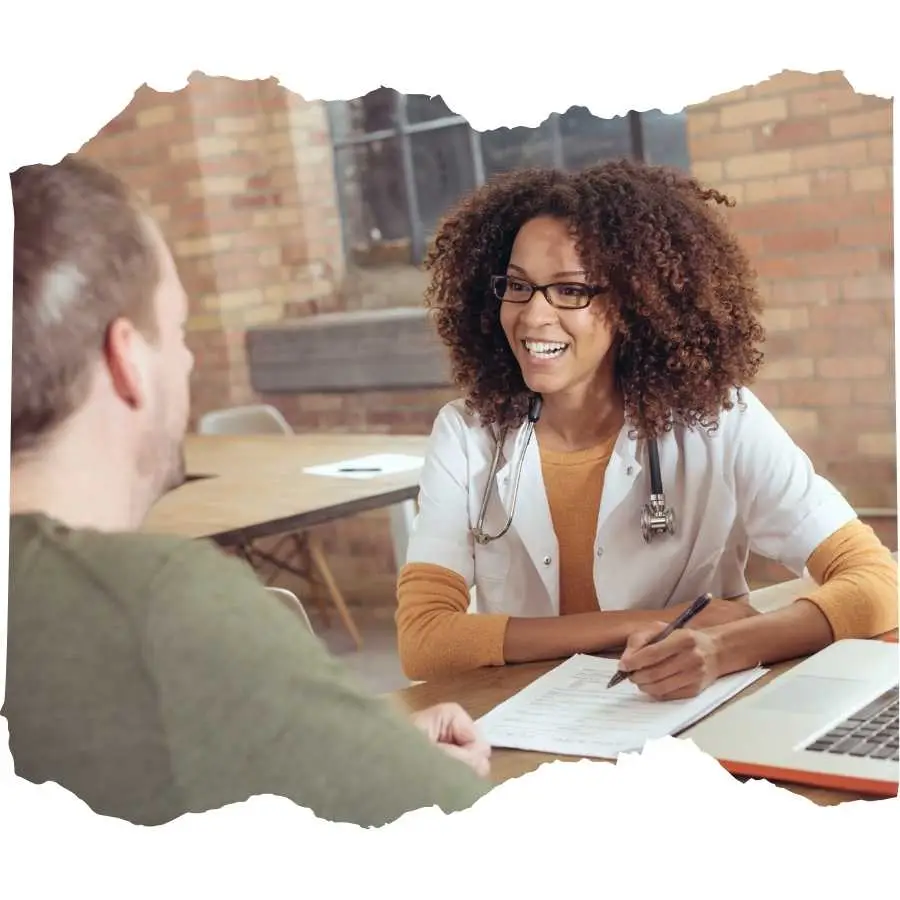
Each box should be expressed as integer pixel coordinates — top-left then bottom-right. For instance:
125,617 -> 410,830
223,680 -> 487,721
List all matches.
405,387 -> 856,618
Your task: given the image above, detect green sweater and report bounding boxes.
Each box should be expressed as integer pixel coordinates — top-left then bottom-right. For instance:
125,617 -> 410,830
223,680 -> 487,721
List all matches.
5,514 -> 490,827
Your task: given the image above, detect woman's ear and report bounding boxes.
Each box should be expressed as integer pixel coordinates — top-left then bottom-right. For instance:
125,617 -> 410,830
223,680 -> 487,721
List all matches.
103,317 -> 149,410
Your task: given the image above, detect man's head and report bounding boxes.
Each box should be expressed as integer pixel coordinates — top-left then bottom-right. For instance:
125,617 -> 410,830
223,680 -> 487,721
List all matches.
12,156 -> 194,518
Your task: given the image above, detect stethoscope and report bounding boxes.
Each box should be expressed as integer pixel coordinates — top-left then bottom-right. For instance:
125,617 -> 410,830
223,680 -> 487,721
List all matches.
471,394 -> 675,546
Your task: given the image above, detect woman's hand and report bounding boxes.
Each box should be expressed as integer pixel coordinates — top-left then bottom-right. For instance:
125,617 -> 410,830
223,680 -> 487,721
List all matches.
411,702 -> 492,778
616,622 -> 725,700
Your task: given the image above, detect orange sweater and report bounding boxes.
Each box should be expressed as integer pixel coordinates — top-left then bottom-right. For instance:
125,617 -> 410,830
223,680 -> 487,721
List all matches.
396,442 -> 898,680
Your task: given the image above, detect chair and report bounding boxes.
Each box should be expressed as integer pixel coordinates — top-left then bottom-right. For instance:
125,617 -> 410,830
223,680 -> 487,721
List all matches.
198,404 -> 363,649
267,586 -> 313,634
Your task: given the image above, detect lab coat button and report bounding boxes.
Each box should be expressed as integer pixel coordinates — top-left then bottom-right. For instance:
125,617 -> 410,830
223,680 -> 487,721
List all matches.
597,547 -> 604,558
626,465 -> 634,476
542,555 -> 552,566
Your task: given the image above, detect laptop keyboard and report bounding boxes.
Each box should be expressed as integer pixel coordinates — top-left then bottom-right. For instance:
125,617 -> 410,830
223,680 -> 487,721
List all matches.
805,687 -> 899,761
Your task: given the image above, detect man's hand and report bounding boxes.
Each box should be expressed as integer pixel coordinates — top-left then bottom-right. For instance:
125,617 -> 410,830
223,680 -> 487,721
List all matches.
616,622 -> 725,701
411,702 -> 491,778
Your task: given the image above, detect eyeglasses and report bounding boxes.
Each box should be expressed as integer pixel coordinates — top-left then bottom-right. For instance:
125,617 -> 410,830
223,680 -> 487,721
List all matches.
490,275 -> 601,310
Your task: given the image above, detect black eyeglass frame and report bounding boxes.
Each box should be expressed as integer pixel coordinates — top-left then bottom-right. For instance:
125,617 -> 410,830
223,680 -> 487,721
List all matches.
490,274 -> 603,310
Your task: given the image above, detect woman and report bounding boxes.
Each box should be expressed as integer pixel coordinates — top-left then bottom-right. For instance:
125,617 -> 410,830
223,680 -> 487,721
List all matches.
396,159 -> 897,698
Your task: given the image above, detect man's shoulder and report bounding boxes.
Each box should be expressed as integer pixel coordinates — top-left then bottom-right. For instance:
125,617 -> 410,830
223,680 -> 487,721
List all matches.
10,513 -> 249,603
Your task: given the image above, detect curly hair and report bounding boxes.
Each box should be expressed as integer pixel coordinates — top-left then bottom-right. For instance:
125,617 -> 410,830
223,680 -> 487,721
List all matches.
424,158 -> 765,439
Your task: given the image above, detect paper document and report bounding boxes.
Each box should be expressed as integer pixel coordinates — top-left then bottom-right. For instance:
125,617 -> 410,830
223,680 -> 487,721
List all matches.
303,453 -> 424,480
477,654 -> 766,758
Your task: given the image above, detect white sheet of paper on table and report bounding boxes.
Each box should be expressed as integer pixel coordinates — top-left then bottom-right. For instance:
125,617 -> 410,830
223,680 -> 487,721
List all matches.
476,653 -> 767,758
302,453 -> 425,480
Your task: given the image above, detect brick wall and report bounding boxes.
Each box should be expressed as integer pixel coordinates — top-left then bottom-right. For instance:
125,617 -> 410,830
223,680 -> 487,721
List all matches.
79,72 -> 895,606
685,70 -> 895,582
80,74 -> 346,426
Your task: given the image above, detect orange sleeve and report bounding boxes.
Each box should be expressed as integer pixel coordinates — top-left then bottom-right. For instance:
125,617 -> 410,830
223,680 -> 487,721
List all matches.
800,519 -> 898,640
395,562 -> 510,681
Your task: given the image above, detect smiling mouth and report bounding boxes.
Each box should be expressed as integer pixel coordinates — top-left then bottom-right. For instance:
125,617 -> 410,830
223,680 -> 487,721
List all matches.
523,339 -> 569,359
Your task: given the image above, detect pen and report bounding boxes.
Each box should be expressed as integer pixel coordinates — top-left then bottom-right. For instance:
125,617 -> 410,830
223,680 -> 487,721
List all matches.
606,592 -> 713,689
338,467 -> 382,473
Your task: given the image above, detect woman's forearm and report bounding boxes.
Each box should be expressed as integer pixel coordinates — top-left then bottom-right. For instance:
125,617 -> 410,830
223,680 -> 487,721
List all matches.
708,599 -> 834,675
502,609 -> 673,664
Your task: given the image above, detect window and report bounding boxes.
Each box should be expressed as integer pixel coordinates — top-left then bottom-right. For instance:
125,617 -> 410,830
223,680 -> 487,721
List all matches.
327,89 -> 690,266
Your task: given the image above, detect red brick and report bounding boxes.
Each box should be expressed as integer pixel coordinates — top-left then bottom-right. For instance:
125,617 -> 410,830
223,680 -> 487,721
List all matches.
728,202 -> 794,232
691,160 -> 724,183
850,166 -> 891,192
788,87 -> 865,117
755,117 -> 830,150
720,97 -> 788,129
686,110 -> 720,138
779,379 -> 853,407
852,379 -> 896,406
872,191 -> 892,216
752,257 -> 799,280
830,107 -> 892,138
867,135 -> 894,164
809,170 -> 848,197
791,139 -> 868,172
817,356 -> 887,379
838,221 -> 893,248
762,227 -> 836,255
807,249 -> 882,277
768,329 -> 836,357
809,302 -> 886,329
745,175 -> 811,204
768,278 -> 838,307
840,274 -> 894,302
829,461 -> 898,510
691,129 -> 756,160
750,381 -> 781,408
725,151 -> 792,180
793,194 -> 880,227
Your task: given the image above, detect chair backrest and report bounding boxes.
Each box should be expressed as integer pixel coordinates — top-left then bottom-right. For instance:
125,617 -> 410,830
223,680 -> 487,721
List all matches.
198,404 -> 293,436
267,586 -> 314,634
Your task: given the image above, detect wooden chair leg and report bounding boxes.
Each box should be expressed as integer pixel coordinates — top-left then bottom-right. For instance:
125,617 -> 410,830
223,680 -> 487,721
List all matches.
307,533 -> 363,650
290,533 -> 332,625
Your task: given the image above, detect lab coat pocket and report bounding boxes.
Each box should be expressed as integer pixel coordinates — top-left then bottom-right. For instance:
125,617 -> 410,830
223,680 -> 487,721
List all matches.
474,540 -> 511,585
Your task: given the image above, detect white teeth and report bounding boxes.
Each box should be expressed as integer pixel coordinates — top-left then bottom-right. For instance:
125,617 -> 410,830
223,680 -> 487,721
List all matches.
524,340 -> 567,358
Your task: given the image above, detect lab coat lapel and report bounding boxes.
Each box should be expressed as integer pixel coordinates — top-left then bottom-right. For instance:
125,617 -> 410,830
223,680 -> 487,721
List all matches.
597,430 -> 642,528
495,422 -> 558,603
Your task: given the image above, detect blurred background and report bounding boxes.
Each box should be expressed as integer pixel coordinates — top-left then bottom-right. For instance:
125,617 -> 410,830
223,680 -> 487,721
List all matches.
75,71 -> 895,687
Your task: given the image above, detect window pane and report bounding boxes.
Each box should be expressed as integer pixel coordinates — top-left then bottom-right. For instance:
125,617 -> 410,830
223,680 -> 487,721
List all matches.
641,109 -> 690,170
406,93 -> 459,125
559,107 -> 633,171
333,137 -> 411,260
480,121 -> 556,179
411,124 -> 477,235
328,87 -> 399,142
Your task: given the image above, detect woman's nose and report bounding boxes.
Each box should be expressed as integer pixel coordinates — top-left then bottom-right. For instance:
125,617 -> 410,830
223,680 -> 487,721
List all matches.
519,288 -> 559,327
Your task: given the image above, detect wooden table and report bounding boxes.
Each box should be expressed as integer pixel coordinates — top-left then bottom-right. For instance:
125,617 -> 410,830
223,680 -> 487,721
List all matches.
391,574 -> 898,806
143,433 -> 429,549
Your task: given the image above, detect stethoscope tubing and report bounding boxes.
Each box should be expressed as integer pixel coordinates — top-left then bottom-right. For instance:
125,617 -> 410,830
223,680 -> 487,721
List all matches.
471,393 -> 672,545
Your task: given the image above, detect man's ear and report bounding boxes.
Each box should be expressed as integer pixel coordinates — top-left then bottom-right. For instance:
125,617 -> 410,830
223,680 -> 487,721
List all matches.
104,317 -> 149,410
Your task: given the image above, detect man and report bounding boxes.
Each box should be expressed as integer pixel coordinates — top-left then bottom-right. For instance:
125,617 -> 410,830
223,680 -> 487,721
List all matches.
5,156 -> 491,828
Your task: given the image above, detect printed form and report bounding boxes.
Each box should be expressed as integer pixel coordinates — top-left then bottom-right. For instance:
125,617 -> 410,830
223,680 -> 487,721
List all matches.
477,654 -> 766,758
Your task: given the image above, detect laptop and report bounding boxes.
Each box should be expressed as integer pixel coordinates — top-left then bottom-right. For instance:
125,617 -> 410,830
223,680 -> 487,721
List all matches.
684,638 -> 899,797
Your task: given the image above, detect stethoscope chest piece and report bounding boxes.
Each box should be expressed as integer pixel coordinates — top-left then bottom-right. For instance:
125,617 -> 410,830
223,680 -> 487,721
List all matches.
641,493 -> 676,543
640,435 -> 676,543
